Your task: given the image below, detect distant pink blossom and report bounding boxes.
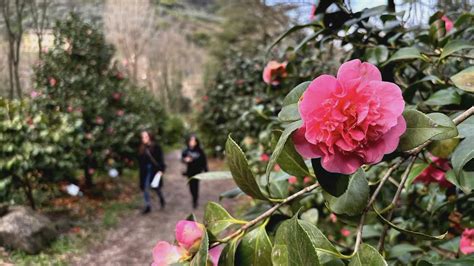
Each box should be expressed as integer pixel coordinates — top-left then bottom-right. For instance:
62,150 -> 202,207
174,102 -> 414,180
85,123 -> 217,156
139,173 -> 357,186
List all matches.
274,164 -> 281,172
152,241 -> 187,266
30,90 -> 40,99
260,153 -> 270,162
460,229 -> 474,255
415,156 -> 453,188
209,245 -> 224,266
442,15 -> 453,32
293,59 -> 406,174
341,228 -> 351,237
49,77 -> 57,87
116,109 -> 125,117
330,213 -> 337,223
112,92 -> 122,101
175,220 -> 205,252
263,61 -> 287,85
303,176 -> 313,184
288,176 -> 298,184
67,106 -> 73,113
95,116 -> 104,125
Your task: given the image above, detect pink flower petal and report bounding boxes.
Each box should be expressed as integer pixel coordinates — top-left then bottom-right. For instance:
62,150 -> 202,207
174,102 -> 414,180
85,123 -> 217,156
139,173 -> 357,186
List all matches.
292,126 -> 323,159
460,228 -> 474,255
209,245 -> 225,266
175,220 -> 205,251
337,59 -> 381,90
152,241 -> 187,266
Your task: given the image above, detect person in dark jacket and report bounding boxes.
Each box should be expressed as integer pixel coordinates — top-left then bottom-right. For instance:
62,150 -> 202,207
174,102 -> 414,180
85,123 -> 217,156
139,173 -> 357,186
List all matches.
138,130 -> 166,214
182,134 -> 208,209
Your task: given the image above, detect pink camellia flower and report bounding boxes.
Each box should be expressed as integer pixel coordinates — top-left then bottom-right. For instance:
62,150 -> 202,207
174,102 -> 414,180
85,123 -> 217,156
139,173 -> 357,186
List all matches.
263,61 -> 288,85
341,228 -> 351,237
49,77 -> 57,87
152,241 -> 187,266
95,116 -> 104,125
303,176 -> 313,184
112,92 -> 122,101
288,176 -> 298,184
329,213 -> 337,223
415,156 -> 453,188
260,153 -> 270,162
116,109 -> 125,117
209,245 -> 224,266
274,164 -> 281,172
293,59 -> 406,174
460,228 -> 474,255
175,220 -> 205,252
441,15 -> 453,32
30,90 -> 40,99
67,106 -> 74,113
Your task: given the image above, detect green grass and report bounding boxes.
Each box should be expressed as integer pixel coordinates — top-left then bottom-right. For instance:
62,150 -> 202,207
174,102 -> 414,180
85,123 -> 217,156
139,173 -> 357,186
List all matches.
102,199 -> 138,229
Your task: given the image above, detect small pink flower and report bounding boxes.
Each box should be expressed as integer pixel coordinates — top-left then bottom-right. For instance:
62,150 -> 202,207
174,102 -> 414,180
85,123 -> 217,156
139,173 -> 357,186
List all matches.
67,106 -> 74,113
116,109 -> 125,117
303,176 -> 313,184
309,4 -> 317,20
175,220 -> 205,252
95,116 -> 104,125
460,229 -> 474,255
341,228 -> 351,237
85,133 -> 93,140
274,164 -> 281,172
415,156 -> 453,188
152,241 -> 187,266
49,77 -> 57,87
209,245 -> 224,266
260,153 -> 270,162
293,59 -> 406,174
442,15 -> 453,32
288,176 -> 298,184
112,92 -> 122,101
263,61 -> 287,85
30,90 -> 40,99
202,95 -> 209,101
329,213 -> 337,223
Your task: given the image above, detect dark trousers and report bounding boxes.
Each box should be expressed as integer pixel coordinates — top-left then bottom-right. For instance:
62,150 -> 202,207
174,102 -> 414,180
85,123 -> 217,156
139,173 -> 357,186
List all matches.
188,178 -> 200,209
144,164 -> 165,208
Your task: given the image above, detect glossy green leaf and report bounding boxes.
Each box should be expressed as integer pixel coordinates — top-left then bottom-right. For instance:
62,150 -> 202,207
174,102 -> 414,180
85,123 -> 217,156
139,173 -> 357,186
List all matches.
236,225 -> 272,266
278,103 -> 300,122
272,130 -> 310,178
388,244 -> 422,258
325,169 -> 369,216
400,110 -> 458,151
440,40 -> 474,59
406,163 -> 430,188
226,136 -> 267,200
374,207 -> 447,240
446,170 -> 473,194
204,202 -> 243,238
298,220 -> 349,259
365,45 -> 389,65
282,81 -> 310,106
451,137 -> 474,176
311,158 -> 349,197
458,116 -> 474,138
349,243 -> 387,266
191,230 -> 209,266
418,253 -> 474,265
219,187 -> 243,201
265,120 -> 302,187
272,217 -> 320,266
192,171 -> 232,180
451,66 -> 474,92
219,237 -> 240,266
385,47 -> 422,64
424,88 -> 461,106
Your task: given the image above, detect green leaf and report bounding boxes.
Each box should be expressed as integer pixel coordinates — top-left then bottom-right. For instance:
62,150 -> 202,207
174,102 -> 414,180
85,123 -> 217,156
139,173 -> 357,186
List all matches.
298,220 -> 349,259
406,163 -> 430,188
400,110 -> 458,151
236,225 -> 272,266
265,120 -> 302,187
325,169 -> 369,216
451,66 -> 474,92
454,12 -> 474,27
424,88 -> 461,106
204,202 -> 244,238
440,40 -> 474,59
374,207 -> 447,240
272,130 -> 310,178
282,81 -> 310,106
418,253 -> 474,265
385,47 -> 422,64
192,171 -> 232,180
311,158 -> 349,197
226,136 -> 267,200
388,244 -> 422,259
365,45 -> 389,65
349,243 -> 387,266
219,237 -> 240,266
219,187 -> 243,201
458,116 -> 474,138
451,137 -> 474,176
191,230 -> 209,266
278,103 -> 300,122
272,217 -> 321,266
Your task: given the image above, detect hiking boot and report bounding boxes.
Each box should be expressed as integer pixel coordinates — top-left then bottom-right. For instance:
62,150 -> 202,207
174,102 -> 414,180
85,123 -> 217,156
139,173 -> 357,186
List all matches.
142,206 -> 151,215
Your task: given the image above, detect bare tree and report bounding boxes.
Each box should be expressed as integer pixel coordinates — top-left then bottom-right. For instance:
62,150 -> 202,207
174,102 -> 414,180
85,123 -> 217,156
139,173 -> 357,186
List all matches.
1,0 -> 27,99
29,0 -> 50,59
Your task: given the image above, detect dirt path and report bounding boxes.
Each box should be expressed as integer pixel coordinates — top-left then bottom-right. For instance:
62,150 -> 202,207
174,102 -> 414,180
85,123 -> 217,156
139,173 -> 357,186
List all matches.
70,150 -> 237,266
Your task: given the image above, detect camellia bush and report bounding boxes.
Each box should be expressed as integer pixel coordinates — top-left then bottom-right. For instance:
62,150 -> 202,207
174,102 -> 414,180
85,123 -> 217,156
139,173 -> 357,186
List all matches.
151,5 -> 474,266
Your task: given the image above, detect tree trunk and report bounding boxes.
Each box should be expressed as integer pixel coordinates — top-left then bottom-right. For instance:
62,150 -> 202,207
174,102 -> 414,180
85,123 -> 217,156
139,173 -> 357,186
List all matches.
387,0 -> 395,12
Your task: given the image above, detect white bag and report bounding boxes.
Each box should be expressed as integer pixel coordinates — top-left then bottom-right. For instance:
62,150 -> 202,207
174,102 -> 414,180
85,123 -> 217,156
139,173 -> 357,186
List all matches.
151,172 -> 162,188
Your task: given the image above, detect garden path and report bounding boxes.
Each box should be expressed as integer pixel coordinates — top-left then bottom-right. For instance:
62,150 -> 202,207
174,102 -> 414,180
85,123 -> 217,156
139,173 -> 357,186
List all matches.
70,150 -> 237,266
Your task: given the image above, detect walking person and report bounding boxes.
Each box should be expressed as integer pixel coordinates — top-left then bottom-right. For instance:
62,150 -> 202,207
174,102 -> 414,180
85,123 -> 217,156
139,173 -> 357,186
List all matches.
138,130 -> 166,214
182,134 -> 208,209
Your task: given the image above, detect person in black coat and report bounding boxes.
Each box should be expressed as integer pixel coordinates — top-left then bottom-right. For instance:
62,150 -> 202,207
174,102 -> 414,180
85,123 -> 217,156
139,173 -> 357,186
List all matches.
138,130 -> 166,214
182,134 -> 208,209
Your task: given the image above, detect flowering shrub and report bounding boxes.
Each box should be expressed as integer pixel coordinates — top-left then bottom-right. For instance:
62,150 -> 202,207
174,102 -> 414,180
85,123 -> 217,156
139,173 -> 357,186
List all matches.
160,4 -> 474,266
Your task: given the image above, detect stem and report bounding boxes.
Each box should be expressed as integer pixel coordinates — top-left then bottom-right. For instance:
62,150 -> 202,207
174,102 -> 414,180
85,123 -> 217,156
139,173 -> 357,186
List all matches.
214,183 -> 320,246
377,155 -> 417,252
